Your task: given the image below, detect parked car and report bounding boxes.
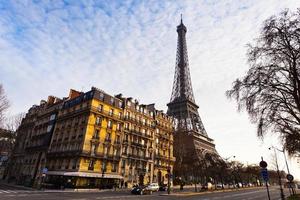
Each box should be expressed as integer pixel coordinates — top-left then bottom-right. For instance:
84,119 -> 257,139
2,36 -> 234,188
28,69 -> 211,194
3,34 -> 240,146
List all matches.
145,183 -> 159,192
201,182 -> 213,190
131,185 -> 152,195
159,184 -> 167,191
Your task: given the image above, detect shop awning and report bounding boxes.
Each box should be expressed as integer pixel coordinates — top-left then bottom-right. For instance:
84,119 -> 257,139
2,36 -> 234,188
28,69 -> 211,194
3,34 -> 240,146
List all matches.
46,171 -> 123,179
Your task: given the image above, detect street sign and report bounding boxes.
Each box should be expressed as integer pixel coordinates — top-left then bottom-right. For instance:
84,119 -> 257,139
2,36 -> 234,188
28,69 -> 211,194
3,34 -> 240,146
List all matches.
259,161 -> 268,168
286,174 -> 294,182
261,168 -> 269,181
42,167 -> 48,174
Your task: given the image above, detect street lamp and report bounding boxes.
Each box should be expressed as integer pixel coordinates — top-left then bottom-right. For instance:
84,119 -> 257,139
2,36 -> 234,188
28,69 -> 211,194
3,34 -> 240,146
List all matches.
268,146 -> 285,200
167,132 -> 171,194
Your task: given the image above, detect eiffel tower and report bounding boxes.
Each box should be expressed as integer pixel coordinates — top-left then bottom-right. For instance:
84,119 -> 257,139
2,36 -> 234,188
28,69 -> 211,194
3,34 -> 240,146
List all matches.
167,17 -> 217,179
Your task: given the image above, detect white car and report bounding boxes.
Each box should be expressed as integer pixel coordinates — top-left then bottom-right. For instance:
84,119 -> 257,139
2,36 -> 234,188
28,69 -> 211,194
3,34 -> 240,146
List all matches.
145,183 -> 159,192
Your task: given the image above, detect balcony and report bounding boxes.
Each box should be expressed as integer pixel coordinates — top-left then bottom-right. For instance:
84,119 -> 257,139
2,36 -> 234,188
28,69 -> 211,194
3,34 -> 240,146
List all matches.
90,106 -> 123,121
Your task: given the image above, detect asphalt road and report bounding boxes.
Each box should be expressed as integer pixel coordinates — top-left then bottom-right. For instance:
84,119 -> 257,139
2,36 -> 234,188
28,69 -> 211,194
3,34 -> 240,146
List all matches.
0,183 -> 294,200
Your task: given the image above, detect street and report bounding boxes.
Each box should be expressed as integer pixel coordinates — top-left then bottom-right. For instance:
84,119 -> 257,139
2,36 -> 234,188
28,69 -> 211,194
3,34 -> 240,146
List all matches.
0,183 -> 294,200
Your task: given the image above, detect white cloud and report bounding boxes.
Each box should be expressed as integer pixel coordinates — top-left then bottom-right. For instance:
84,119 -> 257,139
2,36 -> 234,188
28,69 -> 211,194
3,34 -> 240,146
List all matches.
0,0 -> 299,178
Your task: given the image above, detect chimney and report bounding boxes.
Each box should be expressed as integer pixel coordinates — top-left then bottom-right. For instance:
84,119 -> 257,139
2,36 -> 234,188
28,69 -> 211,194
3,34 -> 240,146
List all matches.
68,89 -> 82,99
47,96 -> 55,105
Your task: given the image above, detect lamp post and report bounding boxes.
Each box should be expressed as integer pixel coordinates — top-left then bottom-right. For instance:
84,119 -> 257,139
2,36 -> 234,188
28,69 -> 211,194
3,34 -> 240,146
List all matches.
167,132 -> 171,194
268,146 -> 285,200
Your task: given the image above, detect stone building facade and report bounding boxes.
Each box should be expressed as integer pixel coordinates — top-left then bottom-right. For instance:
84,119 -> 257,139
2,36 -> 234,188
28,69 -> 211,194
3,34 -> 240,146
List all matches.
9,87 -> 175,188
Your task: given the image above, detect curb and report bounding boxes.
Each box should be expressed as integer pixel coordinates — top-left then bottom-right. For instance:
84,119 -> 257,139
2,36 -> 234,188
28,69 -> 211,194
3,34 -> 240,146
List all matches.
160,187 -> 264,197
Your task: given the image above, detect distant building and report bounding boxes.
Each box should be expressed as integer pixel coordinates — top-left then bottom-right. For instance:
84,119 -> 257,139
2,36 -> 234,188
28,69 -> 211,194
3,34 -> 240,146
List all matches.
8,87 -> 175,188
0,128 -> 15,179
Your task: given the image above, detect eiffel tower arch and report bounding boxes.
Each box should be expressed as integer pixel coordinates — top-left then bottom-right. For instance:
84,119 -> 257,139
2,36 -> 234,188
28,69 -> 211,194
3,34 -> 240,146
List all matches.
167,18 -> 218,181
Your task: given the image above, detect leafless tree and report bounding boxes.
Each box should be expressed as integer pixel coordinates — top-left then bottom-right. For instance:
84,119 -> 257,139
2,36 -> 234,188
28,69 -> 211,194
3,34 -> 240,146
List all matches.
5,112 -> 26,132
0,84 -> 9,127
226,9 -> 300,155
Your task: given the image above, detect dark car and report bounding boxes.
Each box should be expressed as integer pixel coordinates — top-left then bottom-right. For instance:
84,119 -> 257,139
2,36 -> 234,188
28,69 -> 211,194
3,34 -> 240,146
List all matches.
159,184 -> 167,191
131,185 -> 152,195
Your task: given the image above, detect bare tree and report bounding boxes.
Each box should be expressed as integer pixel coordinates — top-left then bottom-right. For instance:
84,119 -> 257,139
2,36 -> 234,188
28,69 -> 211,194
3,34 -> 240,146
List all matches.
5,112 -> 26,132
0,84 -> 9,127
226,9 -> 300,155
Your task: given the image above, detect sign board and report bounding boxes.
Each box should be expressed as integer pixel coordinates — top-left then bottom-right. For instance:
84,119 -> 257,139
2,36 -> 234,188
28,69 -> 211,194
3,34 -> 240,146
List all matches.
259,161 -> 268,168
261,168 -> 269,181
42,168 -> 48,174
286,174 -> 294,182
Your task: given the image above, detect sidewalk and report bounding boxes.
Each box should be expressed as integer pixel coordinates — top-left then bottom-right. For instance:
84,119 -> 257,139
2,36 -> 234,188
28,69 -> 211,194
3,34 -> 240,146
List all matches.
0,180 -> 35,190
161,186 -> 264,197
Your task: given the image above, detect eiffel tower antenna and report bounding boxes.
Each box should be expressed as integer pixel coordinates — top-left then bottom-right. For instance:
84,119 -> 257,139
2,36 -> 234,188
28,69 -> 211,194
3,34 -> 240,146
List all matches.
180,14 -> 183,24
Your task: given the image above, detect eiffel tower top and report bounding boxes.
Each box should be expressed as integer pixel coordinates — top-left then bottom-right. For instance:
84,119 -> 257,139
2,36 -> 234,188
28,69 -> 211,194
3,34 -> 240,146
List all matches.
170,16 -> 195,104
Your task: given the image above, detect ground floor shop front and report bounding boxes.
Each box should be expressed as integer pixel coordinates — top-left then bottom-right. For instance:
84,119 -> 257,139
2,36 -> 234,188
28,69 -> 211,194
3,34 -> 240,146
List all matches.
45,171 -> 123,189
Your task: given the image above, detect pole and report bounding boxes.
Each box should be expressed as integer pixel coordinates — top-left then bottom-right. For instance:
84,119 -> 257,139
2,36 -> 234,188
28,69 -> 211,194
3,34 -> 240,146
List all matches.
266,181 -> 271,200
273,149 -> 285,200
282,149 -> 295,195
167,133 -> 171,194
261,157 -> 271,200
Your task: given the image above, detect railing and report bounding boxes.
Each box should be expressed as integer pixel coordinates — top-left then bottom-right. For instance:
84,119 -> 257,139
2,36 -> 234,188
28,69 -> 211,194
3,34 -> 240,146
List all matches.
90,106 -> 122,120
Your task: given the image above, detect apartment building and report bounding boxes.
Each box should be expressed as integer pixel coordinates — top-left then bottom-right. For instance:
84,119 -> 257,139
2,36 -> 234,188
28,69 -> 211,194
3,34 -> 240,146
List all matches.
8,87 -> 175,188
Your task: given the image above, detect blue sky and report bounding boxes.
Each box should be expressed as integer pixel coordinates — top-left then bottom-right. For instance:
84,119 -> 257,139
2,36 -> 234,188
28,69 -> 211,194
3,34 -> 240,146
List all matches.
1,0 -> 300,178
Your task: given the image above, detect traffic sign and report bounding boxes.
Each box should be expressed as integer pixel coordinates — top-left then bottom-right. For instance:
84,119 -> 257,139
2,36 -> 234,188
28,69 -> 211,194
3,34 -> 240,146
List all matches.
261,168 -> 269,181
259,161 -> 268,168
286,174 -> 294,182
42,167 -> 48,174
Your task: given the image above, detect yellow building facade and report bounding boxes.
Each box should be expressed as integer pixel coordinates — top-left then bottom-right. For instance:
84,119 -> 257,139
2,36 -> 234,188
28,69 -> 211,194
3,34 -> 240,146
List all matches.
9,87 -> 175,188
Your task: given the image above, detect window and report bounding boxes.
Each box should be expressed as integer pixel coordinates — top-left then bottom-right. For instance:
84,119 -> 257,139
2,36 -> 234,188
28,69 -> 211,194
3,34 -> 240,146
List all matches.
118,101 -> 122,108
110,97 -> 114,105
122,160 -> 126,168
106,133 -> 111,141
107,120 -> 112,129
127,101 -> 131,106
112,162 -> 117,172
47,125 -> 53,133
124,123 -> 129,130
49,114 -> 56,121
99,93 -> 104,100
98,104 -> 103,112
95,117 -> 101,125
88,160 -> 95,171
109,108 -> 114,116
118,112 -> 122,118
117,123 -> 121,131
93,129 -> 99,139
102,161 -> 107,172
122,146 -> 127,154
91,144 -> 96,156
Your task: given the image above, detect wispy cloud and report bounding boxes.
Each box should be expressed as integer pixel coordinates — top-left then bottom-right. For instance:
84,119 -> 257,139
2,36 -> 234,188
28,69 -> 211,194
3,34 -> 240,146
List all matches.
0,0 -> 299,177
